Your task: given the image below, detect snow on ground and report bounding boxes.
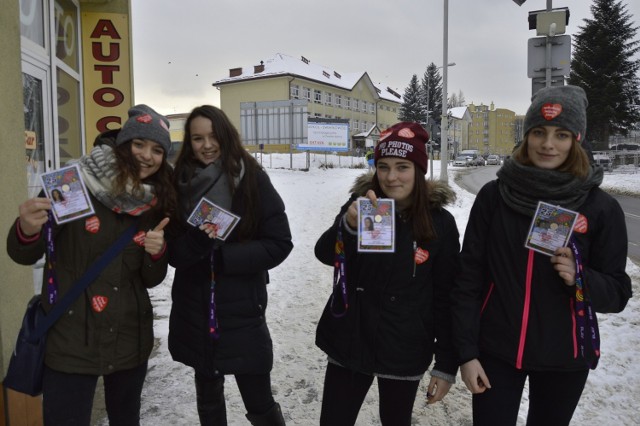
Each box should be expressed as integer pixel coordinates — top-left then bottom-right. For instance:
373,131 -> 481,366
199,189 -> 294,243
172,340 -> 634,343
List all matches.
94,154 -> 640,425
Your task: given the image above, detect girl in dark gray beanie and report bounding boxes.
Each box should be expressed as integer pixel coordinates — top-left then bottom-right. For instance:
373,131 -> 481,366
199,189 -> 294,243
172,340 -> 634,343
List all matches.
452,85 -> 632,425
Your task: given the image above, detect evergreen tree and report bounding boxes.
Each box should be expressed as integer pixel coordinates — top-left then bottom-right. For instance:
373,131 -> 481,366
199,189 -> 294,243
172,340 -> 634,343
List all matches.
398,74 -> 425,123
569,0 -> 640,149
421,63 -> 443,125
448,90 -> 466,108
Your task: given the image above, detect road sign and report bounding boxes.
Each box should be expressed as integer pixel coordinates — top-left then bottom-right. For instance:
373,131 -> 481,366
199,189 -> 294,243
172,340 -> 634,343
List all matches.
527,35 -> 571,78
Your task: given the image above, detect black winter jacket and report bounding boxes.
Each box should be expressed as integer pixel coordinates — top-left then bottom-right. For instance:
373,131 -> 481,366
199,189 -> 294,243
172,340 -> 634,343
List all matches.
452,180 -> 632,371
168,169 -> 292,376
314,173 -> 460,378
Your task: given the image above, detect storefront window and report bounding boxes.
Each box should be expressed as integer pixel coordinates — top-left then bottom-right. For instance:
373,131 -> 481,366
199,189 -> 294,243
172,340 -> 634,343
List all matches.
23,73 -> 46,198
57,68 -> 82,164
20,0 -> 45,47
55,0 -> 79,72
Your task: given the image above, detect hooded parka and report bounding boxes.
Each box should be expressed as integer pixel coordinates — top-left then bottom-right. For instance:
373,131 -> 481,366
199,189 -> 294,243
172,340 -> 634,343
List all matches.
6,193 -> 167,375
314,173 -> 460,378
168,169 -> 292,376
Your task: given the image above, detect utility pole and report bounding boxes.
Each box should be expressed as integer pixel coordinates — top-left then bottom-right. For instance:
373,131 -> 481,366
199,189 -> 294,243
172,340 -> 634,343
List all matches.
439,0 -> 450,182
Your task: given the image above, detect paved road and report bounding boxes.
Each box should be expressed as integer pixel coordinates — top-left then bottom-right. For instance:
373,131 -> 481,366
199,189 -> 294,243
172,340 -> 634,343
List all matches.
455,165 -> 640,265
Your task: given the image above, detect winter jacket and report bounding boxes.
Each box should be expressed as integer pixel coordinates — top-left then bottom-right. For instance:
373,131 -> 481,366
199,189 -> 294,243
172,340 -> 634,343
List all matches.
6,193 -> 167,375
314,173 -> 460,378
452,180 -> 632,371
168,169 -> 292,376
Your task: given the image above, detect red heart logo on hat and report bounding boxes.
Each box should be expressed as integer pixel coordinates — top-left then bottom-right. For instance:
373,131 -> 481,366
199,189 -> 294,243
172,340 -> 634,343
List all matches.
541,103 -> 562,120
136,114 -> 153,124
398,128 -> 415,138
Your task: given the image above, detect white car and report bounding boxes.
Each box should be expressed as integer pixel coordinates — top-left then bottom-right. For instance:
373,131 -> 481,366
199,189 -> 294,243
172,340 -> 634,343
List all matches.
453,155 -> 470,167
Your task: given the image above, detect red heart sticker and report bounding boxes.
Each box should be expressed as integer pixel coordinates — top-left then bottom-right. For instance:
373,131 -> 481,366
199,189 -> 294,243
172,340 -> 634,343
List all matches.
573,214 -> 588,234
541,103 -> 562,120
85,216 -> 100,234
133,231 -> 146,247
136,114 -> 152,124
398,128 -> 415,138
415,247 -> 430,264
92,295 -> 109,313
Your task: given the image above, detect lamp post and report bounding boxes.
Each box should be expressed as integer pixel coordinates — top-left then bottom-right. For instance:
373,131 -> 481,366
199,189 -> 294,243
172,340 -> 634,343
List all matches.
426,62 -> 455,180
440,0 -> 451,182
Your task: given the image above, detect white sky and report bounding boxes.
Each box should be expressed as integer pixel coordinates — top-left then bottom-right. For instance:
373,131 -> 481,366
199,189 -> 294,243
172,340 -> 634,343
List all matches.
93,156 -> 640,424
130,0 -> 640,117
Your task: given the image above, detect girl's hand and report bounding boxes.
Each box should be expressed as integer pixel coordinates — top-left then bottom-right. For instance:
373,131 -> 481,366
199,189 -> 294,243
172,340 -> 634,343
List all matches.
461,359 -> 491,394
18,197 -> 52,236
426,376 -> 452,404
551,247 -> 576,286
145,218 -> 169,255
199,221 -> 219,239
345,189 -> 378,229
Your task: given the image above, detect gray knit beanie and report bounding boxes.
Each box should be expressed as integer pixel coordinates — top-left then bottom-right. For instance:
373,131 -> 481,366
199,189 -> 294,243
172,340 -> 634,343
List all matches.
116,104 -> 171,152
523,85 -> 588,143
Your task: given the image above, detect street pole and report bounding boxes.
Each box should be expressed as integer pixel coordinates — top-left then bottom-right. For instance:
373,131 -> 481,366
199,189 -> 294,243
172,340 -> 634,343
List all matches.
439,0 -> 449,182
426,62 -> 455,180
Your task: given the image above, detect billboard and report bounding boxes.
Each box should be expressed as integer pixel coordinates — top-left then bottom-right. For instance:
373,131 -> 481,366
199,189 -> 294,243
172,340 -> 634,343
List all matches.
301,118 -> 349,152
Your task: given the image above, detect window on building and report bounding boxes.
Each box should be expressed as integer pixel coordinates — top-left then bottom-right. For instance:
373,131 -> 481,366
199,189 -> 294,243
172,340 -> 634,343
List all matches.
314,89 -> 322,104
335,94 -> 342,108
362,101 -> 367,113
345,97 -> 351,110
325,91 -> 332,105
303,87 -> 311,100
290,84 -> 299,99
369,103 -> 375,114
354,119 -> 360,131
353,99 -> 359,112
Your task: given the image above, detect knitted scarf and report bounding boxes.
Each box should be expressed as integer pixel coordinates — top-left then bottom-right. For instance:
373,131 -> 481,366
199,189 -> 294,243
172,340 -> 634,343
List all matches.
496,157 -> 603,217
175,159 -> 243,221
74,145 -> 157,216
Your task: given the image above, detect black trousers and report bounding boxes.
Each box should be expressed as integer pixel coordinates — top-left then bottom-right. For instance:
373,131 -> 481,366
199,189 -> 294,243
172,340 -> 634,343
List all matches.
319,362 -> 420,426
473,355 -> 589,426
195,370 -> 276,416
42,362 -> 148,426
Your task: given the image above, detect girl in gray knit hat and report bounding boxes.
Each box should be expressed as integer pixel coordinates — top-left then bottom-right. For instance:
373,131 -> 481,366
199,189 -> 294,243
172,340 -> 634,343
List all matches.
6,104 -> 177,425
452,85 -> 632,425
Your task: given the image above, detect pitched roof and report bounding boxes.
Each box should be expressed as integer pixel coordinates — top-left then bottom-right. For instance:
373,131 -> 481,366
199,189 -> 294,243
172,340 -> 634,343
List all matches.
213,53 -> 402,103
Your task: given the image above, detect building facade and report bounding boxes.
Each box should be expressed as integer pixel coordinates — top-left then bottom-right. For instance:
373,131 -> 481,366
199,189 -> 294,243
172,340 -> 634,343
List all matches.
213,53 -> 402,152
467,102 -> 517,156
2,0 -> 136,422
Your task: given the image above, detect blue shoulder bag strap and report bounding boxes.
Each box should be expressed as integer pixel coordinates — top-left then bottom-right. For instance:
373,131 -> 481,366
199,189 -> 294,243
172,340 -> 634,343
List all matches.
28,220 -> 139,343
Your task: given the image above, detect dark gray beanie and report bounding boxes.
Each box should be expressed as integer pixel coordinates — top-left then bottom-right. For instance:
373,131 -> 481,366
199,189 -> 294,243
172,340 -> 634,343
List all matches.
116,104 -> 171,152
523,85 -> 588,143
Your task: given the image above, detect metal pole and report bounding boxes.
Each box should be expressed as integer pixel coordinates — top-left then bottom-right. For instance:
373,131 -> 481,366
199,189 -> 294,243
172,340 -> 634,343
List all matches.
439,0 -> 449,182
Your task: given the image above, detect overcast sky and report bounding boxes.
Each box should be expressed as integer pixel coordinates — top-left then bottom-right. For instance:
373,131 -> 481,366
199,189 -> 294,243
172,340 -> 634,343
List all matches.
131,0 -> 640,117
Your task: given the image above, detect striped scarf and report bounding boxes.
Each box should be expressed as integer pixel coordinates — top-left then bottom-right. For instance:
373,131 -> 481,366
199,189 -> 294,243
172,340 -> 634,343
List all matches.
74,145 -> 156,216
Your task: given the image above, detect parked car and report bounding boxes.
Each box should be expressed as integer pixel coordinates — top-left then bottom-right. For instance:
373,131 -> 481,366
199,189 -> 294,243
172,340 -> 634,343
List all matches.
593,153 -> 613,172
468,154 -> 485,166
486,154 -> 501,165
453,155 -> 471,167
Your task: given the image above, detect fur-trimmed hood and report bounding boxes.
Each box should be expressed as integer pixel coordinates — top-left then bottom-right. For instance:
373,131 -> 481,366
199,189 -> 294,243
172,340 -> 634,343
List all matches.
349,171 -> 456,210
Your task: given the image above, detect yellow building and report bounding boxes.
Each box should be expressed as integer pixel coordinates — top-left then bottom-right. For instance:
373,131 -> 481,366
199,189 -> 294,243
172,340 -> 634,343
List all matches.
213,53 -> 402,152
467,102 -> 517,156
2,0 -> 136,422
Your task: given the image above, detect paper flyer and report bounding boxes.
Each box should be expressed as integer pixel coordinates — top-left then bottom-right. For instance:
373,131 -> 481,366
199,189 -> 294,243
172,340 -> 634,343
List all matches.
40,164 -> 95,224
525,201 -> 579,256
357,198 -> 395,252
187,197 -> 240,241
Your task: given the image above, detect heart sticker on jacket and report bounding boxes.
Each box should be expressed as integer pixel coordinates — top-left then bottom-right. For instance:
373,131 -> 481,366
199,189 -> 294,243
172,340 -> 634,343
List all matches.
573,214 -> 588,234
415,247 -> 430,264
92,295 -> 109,313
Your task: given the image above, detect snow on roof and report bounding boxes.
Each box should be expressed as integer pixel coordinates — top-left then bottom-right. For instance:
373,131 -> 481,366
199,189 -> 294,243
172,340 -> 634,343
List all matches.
448,106 -> 469,120
213,53 -> 402,103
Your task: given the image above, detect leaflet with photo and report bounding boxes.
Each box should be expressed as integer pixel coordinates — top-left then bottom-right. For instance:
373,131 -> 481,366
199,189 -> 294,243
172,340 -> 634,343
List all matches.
187,197 -> 240,241
357,198 -> 395,253
525,201 -> 579,256
40,164 -> 95,224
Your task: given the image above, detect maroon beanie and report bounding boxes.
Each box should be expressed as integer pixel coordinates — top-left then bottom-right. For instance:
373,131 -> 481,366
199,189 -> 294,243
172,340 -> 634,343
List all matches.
374,122 -> 429,174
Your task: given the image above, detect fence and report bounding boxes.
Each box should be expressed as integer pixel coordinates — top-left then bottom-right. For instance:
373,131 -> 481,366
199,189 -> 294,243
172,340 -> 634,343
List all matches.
253,151 -> 368,170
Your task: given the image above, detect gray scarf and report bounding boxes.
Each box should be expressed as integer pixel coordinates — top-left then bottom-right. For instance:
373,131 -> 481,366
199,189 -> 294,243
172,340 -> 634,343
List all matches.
497,157 -> 603,217
74,145 -> 157,216
176,159 -> 244,221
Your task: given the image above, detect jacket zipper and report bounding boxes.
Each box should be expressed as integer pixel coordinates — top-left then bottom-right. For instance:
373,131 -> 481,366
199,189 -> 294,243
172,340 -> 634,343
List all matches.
516,249 -> 535,369
412,241 -> 417,277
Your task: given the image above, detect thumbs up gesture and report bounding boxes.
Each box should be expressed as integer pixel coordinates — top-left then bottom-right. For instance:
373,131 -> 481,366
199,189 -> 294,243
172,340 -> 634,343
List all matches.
144,217 -> 169,256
